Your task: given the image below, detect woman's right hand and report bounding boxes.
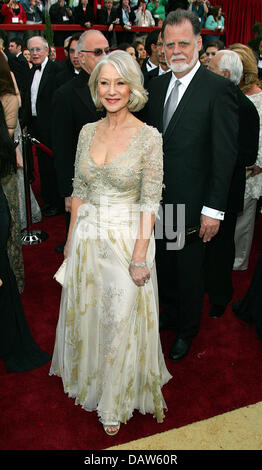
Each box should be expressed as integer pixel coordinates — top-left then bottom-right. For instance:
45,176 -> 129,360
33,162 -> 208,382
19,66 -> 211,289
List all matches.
129,264 -> 150,287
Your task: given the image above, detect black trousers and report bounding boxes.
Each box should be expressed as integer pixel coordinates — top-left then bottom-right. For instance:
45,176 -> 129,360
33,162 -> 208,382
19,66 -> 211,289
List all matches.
204,212 -> 238,306
31,118 -> 62,208
156,234 -> 206,340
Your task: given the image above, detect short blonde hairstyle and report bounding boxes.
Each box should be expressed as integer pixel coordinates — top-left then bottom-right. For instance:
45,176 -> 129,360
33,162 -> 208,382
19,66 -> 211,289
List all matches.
229,43 -> 261,93
89,50 -> 148,112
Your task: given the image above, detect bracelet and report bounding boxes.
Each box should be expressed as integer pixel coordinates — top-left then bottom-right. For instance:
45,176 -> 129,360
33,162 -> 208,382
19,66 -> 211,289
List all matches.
130,260 -> 147,268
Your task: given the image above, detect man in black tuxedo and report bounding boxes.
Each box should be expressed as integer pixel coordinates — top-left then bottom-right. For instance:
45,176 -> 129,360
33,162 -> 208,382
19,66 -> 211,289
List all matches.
205,49 -> 259,318
8,36 -> 30,125
52,30 -> 109,252
142,9 -> 239,361
25,36 -> 62,216
143,31 -> 169,88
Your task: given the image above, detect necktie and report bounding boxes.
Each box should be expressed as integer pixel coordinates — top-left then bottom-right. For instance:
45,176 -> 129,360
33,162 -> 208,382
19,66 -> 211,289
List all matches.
163,79 -> 181,133
33,64 -> 42,71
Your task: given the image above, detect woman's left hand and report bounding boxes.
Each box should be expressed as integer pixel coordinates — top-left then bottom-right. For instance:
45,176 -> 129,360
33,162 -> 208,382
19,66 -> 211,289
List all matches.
129,264 -> 150,287
246,164 -> 262,177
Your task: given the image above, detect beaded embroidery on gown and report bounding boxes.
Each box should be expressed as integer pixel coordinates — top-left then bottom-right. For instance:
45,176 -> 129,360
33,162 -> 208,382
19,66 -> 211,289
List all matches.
49,121 -> 172,424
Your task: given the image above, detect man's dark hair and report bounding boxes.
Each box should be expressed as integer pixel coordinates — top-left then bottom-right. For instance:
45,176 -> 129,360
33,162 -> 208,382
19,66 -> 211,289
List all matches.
204,39 -> 224,51
162,8 -> 202,38
9,36 -> 24,48
145,29 -> 160,56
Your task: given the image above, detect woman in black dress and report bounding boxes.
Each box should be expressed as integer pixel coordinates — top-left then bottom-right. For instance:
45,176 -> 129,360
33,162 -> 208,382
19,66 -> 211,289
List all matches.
0,102 -> 50,373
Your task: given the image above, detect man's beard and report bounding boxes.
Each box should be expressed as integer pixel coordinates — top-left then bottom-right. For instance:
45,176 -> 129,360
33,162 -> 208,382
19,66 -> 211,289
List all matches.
166,42 -> 199,74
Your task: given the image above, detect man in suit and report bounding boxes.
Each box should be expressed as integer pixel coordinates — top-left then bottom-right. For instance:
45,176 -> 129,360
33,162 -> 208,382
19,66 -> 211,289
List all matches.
205,49 -> 259,318
144,31 -> 169,88
8,36 -> 30,125
26,36 -> 62,217
52,30 -> 109,252
143,9 -> 239,361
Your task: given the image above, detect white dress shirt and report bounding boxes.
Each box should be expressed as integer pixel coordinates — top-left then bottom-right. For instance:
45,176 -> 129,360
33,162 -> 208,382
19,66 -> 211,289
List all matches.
31,56 -> 48,117
164,60 -> 224,220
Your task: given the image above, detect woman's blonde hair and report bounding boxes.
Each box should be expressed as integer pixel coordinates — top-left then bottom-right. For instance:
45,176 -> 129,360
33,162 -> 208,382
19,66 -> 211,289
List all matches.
88,50 -> 148,112
229,43 -> 261,93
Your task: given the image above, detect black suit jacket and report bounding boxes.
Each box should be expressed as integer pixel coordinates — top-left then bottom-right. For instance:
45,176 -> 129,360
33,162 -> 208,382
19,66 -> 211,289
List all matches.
228,86 -> 259,214
26,59 -> 59,148
142,65 -> 239,228
97,6 -> 118,25
52,70 -> 103,197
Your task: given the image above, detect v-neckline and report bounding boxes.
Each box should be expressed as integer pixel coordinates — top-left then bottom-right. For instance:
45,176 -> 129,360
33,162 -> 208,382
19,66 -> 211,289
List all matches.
87,121 -> 146,169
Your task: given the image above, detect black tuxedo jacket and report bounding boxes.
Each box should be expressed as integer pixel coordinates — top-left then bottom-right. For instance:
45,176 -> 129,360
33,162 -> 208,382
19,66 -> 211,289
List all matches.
228,86 -> 259,214
52,69 -> 103,197
143,65 -> 160,88
142,65 -> 239,228
26,59 -> 60,148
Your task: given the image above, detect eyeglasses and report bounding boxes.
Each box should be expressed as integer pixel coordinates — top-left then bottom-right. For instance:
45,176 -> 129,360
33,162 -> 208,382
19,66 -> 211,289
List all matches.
29,47 -> 44,53
80,48 -> 110,56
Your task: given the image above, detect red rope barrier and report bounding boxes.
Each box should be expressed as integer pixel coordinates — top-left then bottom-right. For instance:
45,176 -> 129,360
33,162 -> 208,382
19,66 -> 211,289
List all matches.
0,23 -> 224,35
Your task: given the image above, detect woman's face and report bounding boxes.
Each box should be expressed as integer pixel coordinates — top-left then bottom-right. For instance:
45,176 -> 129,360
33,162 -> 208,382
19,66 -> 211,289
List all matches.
98,63 -> 130,113
105,0 -> 113,8
122,0 -> 129,8
126,46 -> 136,58
136,43 -> 146,60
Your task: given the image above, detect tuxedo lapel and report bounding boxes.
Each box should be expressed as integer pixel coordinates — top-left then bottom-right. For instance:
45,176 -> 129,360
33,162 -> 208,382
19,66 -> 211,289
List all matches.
164,66 -> 205,142
37,60 -> 52,97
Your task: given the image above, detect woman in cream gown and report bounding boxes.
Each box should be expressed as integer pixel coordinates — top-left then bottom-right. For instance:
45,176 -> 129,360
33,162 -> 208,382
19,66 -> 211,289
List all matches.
49,50 -> 171,435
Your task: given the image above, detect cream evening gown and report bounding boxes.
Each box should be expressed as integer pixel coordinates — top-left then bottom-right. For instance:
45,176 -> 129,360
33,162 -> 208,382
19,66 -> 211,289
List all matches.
49,121 -> 172,425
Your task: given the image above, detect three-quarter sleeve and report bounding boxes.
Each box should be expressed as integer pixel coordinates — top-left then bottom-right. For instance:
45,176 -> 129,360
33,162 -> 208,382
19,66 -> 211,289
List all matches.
72,128 -> 88,200
139,127 -> 163,216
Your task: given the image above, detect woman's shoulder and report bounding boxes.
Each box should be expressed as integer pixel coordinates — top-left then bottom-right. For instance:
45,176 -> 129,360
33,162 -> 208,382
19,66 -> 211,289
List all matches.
140,123 -> 163,145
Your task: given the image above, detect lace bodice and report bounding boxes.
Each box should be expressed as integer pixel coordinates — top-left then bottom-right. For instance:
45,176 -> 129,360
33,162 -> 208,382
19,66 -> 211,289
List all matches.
245,92 -> 262,199
72,121 -> 163,215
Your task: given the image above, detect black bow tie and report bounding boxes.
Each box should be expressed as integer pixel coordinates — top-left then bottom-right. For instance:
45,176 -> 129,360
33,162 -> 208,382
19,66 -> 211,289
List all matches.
33,64 -> 42,71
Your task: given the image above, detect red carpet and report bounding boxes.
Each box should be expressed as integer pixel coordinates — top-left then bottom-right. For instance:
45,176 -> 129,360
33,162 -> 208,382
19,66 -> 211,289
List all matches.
1,172 -> 262,449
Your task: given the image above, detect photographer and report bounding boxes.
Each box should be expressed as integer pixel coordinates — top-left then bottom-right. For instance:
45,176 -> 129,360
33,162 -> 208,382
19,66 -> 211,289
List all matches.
49,0 -> 74,46
188,0 -> 208,26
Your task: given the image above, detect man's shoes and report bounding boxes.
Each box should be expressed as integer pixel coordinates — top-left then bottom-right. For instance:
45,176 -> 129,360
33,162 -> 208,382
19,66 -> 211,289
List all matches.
209,304 -> 226,319
42,207 -> 63,217
55,242 -> 65,254
169,337 -> 192,362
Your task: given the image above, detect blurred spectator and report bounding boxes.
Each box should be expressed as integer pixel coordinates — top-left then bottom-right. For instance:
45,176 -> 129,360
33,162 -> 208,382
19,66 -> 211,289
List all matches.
188,0 -> 208,26
73,0 -> 95,28
117,42 -> 137,59
134,0 -> 155,27
22,47 -> 33,67
96,0 -> 118,47
147,0 -> 165,26
55,32 -> 82,87
132,39 -> 147,67
199,47 -> 208,67
141,28 -> 159,74
116,0 -> 136,45
1,1 -> 27,40
21,0 -> 44,41
204,38 -> 224,63
204,5 -> 225,42
49,0 -> 74,46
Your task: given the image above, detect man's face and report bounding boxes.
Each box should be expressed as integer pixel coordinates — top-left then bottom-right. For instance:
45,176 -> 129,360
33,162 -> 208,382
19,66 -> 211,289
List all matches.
69,39 -> 81,70
163,20 -> 202,77
78,33 -> 109,74
29,38 -> 48,65
156,33 -> 166,66
207,53 -> 223,76
9,41 -> 19,55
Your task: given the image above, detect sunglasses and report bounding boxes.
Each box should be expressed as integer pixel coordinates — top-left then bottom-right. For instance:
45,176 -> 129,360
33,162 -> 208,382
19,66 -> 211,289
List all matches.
80,48 -> 110,57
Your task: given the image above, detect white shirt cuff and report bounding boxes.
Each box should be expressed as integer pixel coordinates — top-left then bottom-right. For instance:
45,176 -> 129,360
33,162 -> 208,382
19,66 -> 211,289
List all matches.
201,206 -> 225,220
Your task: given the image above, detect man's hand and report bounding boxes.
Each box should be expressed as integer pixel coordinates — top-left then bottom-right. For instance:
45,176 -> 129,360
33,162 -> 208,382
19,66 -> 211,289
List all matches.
199,214 -> 220,242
